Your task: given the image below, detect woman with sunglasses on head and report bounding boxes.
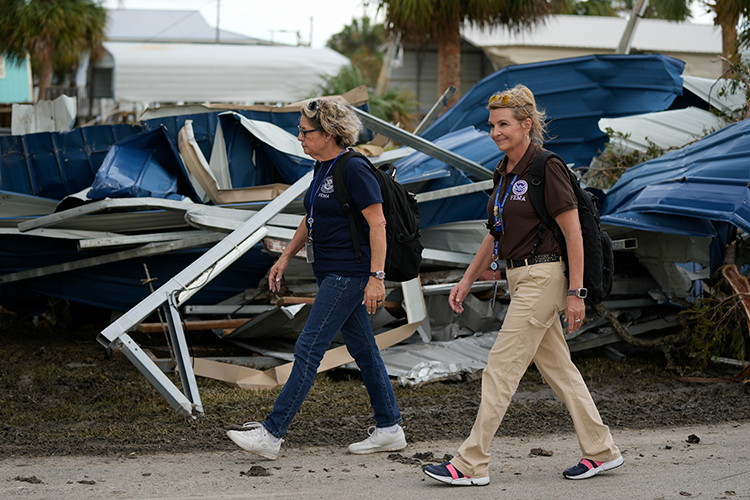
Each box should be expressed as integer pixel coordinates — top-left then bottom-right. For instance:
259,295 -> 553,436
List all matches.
226,98 -> 406,460
423,84 -> 622,486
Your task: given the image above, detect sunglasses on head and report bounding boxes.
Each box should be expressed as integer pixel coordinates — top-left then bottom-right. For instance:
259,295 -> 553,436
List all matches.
489,92 -> 530,118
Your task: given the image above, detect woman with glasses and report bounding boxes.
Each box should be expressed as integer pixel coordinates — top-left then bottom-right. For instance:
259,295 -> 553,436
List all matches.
423,84 -> 622,486
227,98 -> 406,460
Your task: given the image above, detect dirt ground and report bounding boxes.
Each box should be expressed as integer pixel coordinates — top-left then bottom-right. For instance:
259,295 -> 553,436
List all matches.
1,305 -> 750,459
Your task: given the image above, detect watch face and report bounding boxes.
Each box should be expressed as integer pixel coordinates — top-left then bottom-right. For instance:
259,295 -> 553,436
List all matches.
577,288 -> 588,298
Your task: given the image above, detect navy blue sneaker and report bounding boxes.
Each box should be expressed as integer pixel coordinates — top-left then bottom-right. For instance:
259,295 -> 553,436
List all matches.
563,456 -> 624,480
423,462 -> 489,486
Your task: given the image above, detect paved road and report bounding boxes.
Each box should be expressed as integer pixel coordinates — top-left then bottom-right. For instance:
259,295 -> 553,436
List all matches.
2,422 -> 749,499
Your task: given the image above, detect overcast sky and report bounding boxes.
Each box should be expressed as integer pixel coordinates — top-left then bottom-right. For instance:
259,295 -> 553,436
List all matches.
103,0 -> 383,48
104,0 -> 714,49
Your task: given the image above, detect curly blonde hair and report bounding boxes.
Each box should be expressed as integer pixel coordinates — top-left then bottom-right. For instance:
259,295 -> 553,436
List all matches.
301,99 -> 363,148
487,84 -> 548,145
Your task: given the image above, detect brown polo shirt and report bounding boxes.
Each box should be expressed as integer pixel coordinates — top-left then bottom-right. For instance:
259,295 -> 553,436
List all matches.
486,143 -> 577,261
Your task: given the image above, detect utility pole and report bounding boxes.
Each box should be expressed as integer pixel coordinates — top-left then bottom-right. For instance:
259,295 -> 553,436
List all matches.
616,0 -> 649,54
375,32 -> 401,97
215,0 -> 220,43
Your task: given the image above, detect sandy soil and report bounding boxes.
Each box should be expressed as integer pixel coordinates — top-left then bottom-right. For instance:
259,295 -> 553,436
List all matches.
1,304 -> 749,459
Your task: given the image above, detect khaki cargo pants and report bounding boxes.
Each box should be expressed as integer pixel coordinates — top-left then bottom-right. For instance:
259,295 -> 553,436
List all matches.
451,260 -> 621,478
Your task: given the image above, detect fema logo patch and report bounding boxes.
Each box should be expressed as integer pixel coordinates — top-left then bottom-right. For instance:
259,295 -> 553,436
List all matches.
512,180 -> 528,196
320,176 -> 334,195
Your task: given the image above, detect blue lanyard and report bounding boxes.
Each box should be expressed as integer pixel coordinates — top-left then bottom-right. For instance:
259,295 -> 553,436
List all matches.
307,149 -> 347,241
492,173 -> 517,260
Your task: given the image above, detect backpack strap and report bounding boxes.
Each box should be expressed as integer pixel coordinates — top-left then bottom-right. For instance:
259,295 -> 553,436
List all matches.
332,149 -> 369,264
528,150 -> 566,256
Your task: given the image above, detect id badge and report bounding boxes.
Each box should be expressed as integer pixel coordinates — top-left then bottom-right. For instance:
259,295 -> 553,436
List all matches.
305,241 -> 315,263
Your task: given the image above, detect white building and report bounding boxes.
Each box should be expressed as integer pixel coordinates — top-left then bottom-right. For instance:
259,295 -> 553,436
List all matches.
91,9 -> 349,107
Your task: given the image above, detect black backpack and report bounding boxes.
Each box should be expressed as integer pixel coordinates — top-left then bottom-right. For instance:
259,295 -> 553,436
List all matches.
330,150 -> 423,282
526,150 -> 614,306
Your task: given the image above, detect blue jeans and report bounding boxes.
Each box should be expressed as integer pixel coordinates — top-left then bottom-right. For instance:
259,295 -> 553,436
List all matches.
263,275 -> 402,438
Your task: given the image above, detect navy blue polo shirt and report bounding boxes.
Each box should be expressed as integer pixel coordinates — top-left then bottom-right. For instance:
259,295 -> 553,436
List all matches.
302,154 -> 382,278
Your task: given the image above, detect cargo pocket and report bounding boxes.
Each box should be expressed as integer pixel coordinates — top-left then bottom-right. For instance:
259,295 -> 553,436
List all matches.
529,306 -> 560,330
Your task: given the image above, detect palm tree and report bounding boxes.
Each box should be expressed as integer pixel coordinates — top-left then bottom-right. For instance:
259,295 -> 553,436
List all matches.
0,0 -> 107,102
309,64 -> 419,130
375,0 -> 564,107
557,0 -> 621,16
702,0 -> 750,73
327,16 -> 387,87
620,0 -> 692,19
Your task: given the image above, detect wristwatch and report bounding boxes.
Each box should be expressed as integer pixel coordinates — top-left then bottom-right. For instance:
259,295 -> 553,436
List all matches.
567,288 -> 588,299
370,271 -> 386,280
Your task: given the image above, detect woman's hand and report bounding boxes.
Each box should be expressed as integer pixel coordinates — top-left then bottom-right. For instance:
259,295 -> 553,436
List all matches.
449,279 -> 472,313
364,276 -> 386,314
269,219 -> 308,293
565,295 -> 586,333
268,259 -> 287,293
555,208 -> 586,334
448,235 -> 497,314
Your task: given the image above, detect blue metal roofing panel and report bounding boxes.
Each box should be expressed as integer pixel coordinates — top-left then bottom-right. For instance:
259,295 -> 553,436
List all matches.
0,125 -> 141,200
421,54 -> 685,170
602,117 -> 750,235
0,234 -> 274,311
217,113 -> 314,187
141,104 -> 375,165
601,212 -> 718,237
395,127 -> 500,184
88,126 -> 200,202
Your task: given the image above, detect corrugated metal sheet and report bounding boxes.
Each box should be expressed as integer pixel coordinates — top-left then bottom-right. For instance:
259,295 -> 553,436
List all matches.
102,42 -> 349,103
462,15 -> 720,54
598,107 -> 726,154
602,118 -> 750,257
0,125 -> 142,200
420,54 -> 685,171
683,75 -> 748,115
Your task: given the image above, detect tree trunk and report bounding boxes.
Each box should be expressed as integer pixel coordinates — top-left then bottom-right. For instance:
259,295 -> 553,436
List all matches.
437,16 -> 462,110
37,56 -> 53,103
715,3 -> 739,74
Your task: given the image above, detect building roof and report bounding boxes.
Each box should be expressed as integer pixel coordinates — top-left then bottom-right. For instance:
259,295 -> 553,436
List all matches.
106,9 -> 270,44
101,42 -> 349,103
462,15 -> 721,54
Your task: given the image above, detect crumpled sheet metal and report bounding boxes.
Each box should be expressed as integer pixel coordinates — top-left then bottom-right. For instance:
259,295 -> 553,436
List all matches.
398,361 -> 470,386
380,333 -> 498,386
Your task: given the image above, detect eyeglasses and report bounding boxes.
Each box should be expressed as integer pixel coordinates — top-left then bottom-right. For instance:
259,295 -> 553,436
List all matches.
489,92 -> 530,119
298,125 -> 323,138
307,100 -> 320,112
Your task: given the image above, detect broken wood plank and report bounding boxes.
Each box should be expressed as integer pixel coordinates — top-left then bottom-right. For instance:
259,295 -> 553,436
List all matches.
139,318 -> 250,333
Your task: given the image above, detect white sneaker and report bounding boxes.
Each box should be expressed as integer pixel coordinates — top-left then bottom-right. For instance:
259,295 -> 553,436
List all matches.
348,425 -> 407,455
227,422 -> 282,460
